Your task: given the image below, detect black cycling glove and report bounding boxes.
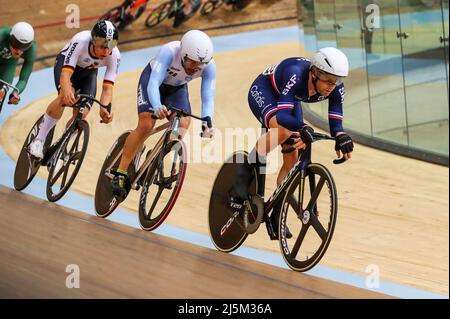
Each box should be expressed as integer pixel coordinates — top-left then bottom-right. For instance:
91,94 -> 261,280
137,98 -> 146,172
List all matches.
335,133 -> 354,154
299,125 -> 314,144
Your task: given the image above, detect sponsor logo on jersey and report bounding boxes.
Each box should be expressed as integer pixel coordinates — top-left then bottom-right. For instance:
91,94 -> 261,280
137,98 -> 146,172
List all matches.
282,74 -> 297,95
338,86 -> 345,104
0,47 -> 12,59
250,85 -> 266,108
137,85 -> 147,106
64,42 -> 78,64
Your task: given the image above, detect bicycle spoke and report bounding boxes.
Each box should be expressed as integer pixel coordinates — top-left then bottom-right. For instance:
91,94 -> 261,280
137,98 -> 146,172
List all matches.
307,176 -> 325,210
310,210 -> 328,240
146,185 -> 165,218
287,195 -> 300,215
59,161 -> 70,190
290,223 -> 309,259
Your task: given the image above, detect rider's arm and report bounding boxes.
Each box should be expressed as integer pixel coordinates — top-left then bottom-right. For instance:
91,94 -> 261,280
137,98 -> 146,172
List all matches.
14,42 -> 37,94
60,69 -> 73,94
327,83 -> 345,136
147,45 -> 174,108
102,49 -> 121,105
275,64 -> 304,131
200,59 -> 216,120
59,36 -> 85,93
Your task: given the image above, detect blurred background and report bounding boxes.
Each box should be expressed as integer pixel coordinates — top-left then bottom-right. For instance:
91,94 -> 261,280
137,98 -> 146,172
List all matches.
299,0 -> 449,165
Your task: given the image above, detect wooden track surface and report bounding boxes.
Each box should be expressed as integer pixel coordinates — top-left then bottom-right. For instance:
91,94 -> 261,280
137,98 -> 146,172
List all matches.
1,40 -> 448,296
0,185 -> 391,298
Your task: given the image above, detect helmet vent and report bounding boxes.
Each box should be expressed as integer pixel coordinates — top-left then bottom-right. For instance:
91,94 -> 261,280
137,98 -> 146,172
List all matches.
324,58 -> 332,68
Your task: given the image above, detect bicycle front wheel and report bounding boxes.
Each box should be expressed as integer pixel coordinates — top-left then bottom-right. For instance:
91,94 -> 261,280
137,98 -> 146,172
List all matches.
145,1 -> 172,28
279,163 -> 338,272
138,140 -> 187,231
46,120 -> 89,202
200,0 -> 223,15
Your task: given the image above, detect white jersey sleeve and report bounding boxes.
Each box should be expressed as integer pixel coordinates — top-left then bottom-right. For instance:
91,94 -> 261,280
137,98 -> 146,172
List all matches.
103,48 -> 121,86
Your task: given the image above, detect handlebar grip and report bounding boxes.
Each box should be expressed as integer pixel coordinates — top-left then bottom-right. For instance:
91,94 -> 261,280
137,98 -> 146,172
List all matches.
333,157 -> 346,164
203,116 -> 212,128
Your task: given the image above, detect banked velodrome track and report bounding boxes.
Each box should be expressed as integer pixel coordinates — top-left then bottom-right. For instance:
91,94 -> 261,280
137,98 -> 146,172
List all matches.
0,25 -> 448,298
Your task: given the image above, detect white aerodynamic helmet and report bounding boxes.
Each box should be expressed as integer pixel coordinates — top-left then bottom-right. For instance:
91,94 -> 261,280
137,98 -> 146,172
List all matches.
10,22 -> 34,51
180,30 -> 213,63
311,47 -> 349,77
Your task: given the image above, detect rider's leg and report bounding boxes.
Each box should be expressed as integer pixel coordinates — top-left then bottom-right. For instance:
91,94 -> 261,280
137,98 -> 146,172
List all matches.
232,75 -> 280,201
111,63 -> 160,199
111,112 -> 156,200
117,112 -> 156,173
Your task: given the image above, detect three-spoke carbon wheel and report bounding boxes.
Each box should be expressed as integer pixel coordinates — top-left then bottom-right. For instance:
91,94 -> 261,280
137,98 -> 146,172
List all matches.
279,163 -> 338,272
138,140 -> 187,231
145,1 -> 172,28
46,120 -> 89,202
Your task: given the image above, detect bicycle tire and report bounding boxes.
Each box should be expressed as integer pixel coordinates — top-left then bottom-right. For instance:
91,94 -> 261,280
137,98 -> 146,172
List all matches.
145,1 -> 172,28
279,163 -> 338,272
208,151 -> 258,253
13,115 -> 54,191
138,140 -> 187,231
46,120 -> 89,202
200,0 -> 223,15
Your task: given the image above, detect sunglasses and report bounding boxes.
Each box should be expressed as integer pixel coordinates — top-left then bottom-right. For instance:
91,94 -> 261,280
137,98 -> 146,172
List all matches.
10,37 -> 31,51
315,69 -> 344,86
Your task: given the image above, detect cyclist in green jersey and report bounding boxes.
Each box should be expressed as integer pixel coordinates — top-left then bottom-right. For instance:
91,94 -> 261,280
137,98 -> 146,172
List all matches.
0,22 -> 37,105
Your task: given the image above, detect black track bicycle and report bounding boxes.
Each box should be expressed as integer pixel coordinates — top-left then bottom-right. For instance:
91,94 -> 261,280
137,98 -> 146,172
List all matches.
200,0 -> 252,15
145,0 -> 200,28
14,94 -> 110,202
209,131 -> 345,272
99,0 -> 149,31
0,79 -> 19,115
95,105 -> 211,231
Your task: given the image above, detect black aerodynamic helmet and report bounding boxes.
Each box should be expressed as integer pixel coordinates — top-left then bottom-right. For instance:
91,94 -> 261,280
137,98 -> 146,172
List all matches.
91,20 -> 119,49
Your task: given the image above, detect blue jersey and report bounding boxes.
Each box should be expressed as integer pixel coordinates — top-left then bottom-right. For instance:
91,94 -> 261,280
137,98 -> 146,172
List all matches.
261,57 -> 345,134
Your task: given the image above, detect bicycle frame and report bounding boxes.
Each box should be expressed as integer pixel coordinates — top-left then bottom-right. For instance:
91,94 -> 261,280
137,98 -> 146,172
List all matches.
103,113 -> 181,190
256,133 -> 336,218
0,79 -> 19,109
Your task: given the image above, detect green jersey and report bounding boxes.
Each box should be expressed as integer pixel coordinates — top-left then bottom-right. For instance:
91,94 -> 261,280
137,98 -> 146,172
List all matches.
0,26 -> 37,94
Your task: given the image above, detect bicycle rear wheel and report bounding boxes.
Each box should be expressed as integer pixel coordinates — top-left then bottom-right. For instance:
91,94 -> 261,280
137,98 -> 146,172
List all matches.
208,151 -> 259,253
145,1 -> 172,28
94,130 -> 139,217
279,163 -> 337,272
14,115 -> 54,191
138,140 -> 187,231
200,0 -> 223,15
46,120 -> 89,202
99,5 -> 122,24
